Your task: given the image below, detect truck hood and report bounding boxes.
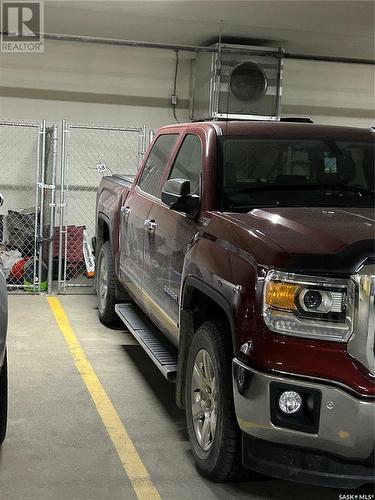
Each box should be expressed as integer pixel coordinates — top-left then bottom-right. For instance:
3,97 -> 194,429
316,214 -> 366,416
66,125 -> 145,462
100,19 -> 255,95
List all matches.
225,207 -> 374,274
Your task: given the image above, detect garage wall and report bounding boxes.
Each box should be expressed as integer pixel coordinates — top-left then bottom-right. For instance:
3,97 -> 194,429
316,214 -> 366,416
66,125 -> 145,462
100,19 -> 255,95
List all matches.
0,40 -> 191,129
282,59 -> 375,127
0,40 -> 374,130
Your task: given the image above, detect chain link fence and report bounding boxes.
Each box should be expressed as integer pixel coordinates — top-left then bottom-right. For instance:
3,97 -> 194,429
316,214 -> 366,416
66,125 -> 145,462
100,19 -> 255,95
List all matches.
0,119 -> 151,294
0,120 -> 58,293
57,121 -> 149,293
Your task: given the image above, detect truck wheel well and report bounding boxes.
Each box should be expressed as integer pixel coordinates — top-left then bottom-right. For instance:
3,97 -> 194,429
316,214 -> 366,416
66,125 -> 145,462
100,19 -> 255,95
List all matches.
98,217 -> 110,243
191,289 -> 233,356
191,289 -> 231,341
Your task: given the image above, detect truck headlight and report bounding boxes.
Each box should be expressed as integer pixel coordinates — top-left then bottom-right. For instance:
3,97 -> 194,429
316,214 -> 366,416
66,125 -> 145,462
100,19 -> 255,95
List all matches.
263,270 -> 354,342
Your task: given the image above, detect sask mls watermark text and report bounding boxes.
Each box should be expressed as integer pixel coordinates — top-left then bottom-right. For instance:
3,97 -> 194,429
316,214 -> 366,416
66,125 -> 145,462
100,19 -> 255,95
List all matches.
1,1 -> 44,52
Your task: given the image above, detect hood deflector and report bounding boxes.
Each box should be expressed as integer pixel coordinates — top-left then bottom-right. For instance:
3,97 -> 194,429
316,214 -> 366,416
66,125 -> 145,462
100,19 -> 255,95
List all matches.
284,239 -> 375,275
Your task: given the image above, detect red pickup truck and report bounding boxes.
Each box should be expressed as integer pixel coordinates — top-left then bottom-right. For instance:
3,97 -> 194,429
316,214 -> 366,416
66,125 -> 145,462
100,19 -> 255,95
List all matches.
95,121 -> 374,489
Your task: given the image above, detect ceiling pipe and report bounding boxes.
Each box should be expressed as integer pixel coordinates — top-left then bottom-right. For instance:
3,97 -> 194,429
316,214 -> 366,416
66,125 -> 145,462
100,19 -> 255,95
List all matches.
3,31 -> 374,65
284,53 -> 375,65
42,32 -> 282,56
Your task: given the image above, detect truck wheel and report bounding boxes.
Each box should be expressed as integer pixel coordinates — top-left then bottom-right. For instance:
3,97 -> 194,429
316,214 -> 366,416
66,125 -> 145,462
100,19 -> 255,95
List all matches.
185,320 -> 242,481
0,351 -> 8,445
97,242 -> 118,326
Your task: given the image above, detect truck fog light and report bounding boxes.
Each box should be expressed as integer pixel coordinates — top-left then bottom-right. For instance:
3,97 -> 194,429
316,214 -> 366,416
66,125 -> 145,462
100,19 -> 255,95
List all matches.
278,391 -> 302,414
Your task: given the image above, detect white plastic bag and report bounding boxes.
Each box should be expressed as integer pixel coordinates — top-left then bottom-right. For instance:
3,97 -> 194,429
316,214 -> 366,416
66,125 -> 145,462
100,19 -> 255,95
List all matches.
0,248 -> 22,279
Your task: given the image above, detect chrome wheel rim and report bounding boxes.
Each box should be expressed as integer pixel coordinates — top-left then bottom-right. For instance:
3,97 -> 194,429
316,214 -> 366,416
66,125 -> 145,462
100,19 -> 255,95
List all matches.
191,349 -> 217,452
98,252 -> 108,313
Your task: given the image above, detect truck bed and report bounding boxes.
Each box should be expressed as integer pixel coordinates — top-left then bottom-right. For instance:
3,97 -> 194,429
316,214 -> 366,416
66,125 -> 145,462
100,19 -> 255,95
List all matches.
111,173 -> 135,185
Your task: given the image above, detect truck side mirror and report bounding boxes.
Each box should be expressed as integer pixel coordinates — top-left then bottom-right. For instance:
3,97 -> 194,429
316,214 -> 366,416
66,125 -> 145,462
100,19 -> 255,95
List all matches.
0,193 -> 3,207
161,178 -> 199,218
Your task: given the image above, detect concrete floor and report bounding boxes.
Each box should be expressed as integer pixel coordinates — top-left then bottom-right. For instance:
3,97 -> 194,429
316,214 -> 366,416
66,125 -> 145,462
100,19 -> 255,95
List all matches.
0,295 -> 371,500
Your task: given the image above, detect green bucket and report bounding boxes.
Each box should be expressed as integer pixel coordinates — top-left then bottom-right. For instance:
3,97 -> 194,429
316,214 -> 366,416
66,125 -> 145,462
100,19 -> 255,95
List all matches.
23,259 -> 48,292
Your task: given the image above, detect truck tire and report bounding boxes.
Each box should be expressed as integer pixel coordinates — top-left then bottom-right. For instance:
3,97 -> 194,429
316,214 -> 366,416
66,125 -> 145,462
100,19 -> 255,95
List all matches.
0,352 -> 8,445
185,320 -> 242,481
97,242 -> 118,326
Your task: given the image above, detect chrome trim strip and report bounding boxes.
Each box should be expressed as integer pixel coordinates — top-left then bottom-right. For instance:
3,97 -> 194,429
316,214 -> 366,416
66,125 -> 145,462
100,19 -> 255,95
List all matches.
135,184 -> 161,204
337,210 -> 375,224
347,263 -> 375,376
142,288 -> 178,330
210,123 -> 223,136
234,359 -> 375,399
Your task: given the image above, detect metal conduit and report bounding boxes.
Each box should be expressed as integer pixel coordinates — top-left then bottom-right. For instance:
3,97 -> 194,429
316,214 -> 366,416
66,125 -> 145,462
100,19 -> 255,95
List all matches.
45,32 -> 375,65
4,31 -> 373,65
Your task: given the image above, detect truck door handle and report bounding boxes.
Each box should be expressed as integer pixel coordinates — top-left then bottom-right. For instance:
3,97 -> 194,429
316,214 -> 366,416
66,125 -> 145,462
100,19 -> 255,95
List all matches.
144,219 -> 157,231
121,206 -> 131,216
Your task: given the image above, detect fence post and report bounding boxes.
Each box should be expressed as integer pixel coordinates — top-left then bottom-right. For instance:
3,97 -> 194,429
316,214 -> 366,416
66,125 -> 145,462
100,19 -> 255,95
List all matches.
47,125 -> 58,294
57,120 -> 68,293
138,124 -> 147,165
32,120 -> 46,293
32,123 -> 41,292
142,124 -> 147,156
37,119 -> 46,293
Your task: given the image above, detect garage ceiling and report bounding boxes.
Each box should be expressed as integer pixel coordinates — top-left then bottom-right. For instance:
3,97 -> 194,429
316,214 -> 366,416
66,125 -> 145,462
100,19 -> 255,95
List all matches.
45,1 -> 374,60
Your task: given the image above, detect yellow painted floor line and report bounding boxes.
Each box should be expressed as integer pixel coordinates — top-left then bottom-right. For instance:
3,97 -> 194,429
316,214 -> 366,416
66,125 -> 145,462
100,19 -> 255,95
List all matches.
47,296 -> 161,500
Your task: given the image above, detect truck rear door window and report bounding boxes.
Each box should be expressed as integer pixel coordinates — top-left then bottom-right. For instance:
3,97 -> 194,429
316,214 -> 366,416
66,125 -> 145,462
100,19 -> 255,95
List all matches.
139,134 -> 179,198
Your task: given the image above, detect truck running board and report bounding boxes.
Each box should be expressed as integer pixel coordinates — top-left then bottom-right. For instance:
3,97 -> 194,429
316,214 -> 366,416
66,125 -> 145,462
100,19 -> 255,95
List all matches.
115,303 -> 178,382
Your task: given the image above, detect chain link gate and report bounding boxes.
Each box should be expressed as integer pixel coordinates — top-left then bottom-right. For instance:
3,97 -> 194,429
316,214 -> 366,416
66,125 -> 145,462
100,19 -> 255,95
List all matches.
0,120 -> 57,293
57,121 -> 149,293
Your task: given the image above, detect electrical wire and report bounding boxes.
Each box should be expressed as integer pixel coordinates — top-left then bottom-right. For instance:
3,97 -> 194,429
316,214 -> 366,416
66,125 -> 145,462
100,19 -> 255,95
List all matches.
172,107 -> 180,123
172,50 -> 180,123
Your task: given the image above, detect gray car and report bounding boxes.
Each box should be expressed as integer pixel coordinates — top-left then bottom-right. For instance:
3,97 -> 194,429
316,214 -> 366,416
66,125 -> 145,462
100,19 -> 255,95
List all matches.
0,193 -> 8,444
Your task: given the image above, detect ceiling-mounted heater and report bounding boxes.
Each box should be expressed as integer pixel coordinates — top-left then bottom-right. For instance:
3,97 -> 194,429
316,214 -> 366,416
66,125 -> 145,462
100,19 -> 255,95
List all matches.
190,44 -> 284,121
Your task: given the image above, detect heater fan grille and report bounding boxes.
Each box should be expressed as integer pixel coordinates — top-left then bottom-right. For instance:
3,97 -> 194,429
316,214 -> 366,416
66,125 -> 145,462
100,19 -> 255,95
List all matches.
229,61 -> 268,102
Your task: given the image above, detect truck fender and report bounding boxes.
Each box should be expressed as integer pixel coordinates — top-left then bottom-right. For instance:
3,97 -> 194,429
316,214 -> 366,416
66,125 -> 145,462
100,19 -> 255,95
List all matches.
175,276 -> 236,409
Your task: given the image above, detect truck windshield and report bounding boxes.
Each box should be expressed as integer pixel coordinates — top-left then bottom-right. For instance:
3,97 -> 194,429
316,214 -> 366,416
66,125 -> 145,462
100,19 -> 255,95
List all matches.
219,136 -> 374,211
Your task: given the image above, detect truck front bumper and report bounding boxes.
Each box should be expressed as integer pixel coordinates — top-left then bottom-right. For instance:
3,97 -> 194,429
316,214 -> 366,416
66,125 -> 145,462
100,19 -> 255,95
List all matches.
233,359 -> 375,489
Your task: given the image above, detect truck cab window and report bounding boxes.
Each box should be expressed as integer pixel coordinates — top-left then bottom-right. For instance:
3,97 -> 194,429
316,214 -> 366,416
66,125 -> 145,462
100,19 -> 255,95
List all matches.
169,134 -> 202,195
220,137 -> 374,211
139,134 -> 179,197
